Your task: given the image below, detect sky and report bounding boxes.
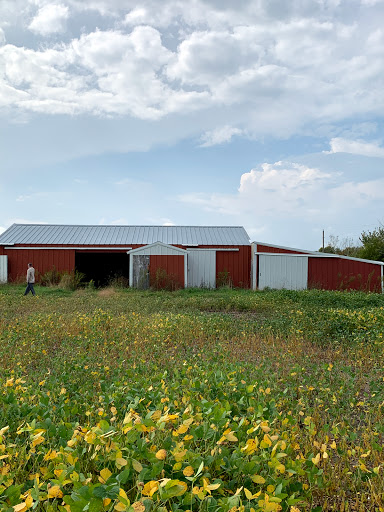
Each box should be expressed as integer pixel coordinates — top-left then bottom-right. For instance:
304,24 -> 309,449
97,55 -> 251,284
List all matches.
1,0 -> 384,250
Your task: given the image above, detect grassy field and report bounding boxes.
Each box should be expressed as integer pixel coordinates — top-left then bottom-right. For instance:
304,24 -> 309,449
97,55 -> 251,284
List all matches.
0,285 -> 383,512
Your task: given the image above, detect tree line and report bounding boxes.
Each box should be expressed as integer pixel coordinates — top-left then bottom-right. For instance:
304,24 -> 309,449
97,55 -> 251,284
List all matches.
319,225 -> 384,262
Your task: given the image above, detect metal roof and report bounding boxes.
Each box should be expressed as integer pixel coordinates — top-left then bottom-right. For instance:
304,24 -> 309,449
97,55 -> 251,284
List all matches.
0,224 -> 251,246
252,241 -> 384,266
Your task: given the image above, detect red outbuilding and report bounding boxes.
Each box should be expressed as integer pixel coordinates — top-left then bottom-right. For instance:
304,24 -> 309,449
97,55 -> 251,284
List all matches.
1,225 -> 383,292
252,241 -> 384,293
0,224 -> 251,288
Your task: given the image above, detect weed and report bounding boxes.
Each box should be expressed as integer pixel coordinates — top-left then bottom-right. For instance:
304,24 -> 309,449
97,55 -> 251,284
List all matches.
0,288 -> 383,511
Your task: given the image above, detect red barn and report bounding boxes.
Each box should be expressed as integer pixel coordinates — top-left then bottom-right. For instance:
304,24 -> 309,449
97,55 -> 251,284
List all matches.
252,241 -> 384,293
0,224 -> 251,288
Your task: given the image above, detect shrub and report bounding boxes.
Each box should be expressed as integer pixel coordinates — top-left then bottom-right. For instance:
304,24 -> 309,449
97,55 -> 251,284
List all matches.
58,270 -> 85,291
150,267 -> 181,291
217,269 -> 233,288
38,266 -> 63,286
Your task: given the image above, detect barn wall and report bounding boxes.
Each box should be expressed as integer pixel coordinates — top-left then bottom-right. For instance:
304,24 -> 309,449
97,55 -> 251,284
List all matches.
215,246 -> 251,288
308,257 -> 382,292
149,255 -> 184,288
2,243 -> 251,288
4,249 -> 75,282
256,244 -> 306,255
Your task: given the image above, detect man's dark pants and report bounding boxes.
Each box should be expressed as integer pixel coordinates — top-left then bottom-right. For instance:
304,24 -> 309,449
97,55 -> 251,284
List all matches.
24,283 -> 36,296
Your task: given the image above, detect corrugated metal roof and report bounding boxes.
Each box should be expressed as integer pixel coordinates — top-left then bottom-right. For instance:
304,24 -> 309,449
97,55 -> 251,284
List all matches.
0,224 -> 251,246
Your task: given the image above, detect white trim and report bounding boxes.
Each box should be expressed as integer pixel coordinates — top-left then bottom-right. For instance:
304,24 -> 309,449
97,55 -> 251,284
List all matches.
4,246 -> 133,251
184,256 -> 188,288
127,242 -> 188,288
253,240 -> 316,255
0,255 -> 7,283
255,252 -> 313,257
127,241 -> 188,255
335,254 -> 384,265
129,253 -> 133,286
251,244 -> 257,290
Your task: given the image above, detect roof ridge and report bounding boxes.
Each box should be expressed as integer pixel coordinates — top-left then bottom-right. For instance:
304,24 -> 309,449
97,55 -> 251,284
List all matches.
8,223 -> 246,228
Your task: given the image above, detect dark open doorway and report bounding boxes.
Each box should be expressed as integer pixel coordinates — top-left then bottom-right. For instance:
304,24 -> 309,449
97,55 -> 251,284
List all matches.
75,252 -> 130,287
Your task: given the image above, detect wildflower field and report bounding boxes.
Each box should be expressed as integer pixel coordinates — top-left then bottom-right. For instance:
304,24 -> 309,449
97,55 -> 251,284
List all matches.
0,286 -> 383,512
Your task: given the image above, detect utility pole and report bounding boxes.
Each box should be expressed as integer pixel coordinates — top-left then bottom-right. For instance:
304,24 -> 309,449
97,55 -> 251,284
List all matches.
322,229 -> 325,250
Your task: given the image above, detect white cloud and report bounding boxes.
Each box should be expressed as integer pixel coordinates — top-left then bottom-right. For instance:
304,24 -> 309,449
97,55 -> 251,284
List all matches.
200,125 -> 242,147
161,219 -> 176,226
110,218 -> 128,225
146,216 -> 176,226
361,0 -> 384,5
0,28 -> 5,45
181,158 -> 384,221
178,158 -> 384,246
239,162 -> 332,196
97,217 -> 128,225
180,161 -> 334,217
0,0 -> 384,138
28,4 -> 69,35
326,137 -> 384,157
4,218 -> 48,227
329,179 -> 384,205
16,192 -> 47,202
166,28 -> 265,86
0,226 -> 5,235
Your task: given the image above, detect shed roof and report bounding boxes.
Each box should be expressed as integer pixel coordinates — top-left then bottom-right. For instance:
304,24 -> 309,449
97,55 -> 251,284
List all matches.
253,241 -> 384,266
0,224 -> 250,246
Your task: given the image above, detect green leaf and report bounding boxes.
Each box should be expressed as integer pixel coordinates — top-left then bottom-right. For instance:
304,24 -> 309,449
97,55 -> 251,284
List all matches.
132,459 -> 143,473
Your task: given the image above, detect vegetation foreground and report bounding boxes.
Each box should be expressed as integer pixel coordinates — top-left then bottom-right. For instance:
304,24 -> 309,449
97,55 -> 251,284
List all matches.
0,286 -> 383,512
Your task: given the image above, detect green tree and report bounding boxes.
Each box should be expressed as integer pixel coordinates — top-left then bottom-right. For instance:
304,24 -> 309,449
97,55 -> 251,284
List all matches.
359,225 -> 384,262
319,235 -> 361,257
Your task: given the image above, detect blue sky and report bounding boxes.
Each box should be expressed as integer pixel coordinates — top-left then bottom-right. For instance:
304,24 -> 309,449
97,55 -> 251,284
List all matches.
1,0 -> 384,250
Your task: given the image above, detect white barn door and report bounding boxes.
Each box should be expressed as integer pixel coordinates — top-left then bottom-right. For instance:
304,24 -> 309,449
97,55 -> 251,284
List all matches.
258,255 -> 308,290
0,255 -> 7,283
187,250 -> 216,288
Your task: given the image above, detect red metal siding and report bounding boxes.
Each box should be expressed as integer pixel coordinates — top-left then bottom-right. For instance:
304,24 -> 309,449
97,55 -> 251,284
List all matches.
2,243 -> 251,288
149,255 -> 184,288
215,246 -> 251,288
308,257 -> 382,292
256,244 -> 306,255
4,249 -> 75,282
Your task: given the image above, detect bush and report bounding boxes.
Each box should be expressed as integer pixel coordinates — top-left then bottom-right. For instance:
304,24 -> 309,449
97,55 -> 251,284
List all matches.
217,269 -> 232,288
150,267 -> 181,291
58,270 -> 85,291
39,266 -> 63,286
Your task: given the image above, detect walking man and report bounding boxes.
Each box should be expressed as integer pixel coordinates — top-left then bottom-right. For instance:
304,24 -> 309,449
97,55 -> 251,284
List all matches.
24,263 -> 36,296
